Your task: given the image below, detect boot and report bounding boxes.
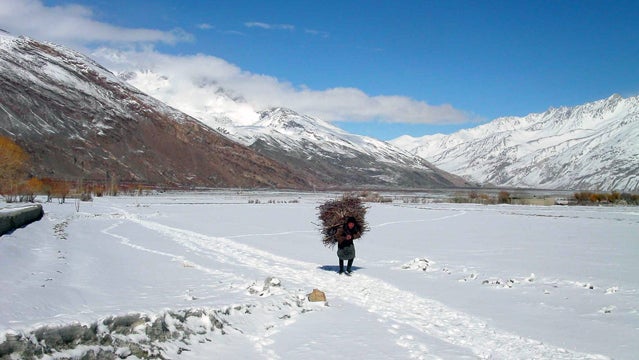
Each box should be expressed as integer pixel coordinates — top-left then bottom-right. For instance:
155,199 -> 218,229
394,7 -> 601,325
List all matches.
346,259 -> 354,273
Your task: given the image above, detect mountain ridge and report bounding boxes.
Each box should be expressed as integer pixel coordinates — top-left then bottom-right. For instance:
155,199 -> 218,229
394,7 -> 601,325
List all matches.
6,32 -> 631,192
114,68 -> 470,189
391,94 -> 639,191
0,33 -> 317,189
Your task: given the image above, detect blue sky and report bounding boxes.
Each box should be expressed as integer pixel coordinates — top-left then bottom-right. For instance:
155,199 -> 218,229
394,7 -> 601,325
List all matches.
2,0 -> 639,139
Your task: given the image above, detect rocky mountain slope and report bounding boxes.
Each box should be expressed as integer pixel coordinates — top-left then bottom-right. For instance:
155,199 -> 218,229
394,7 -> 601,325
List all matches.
116,69 -> 470,189
391,94 -> 639,191
236,107 -> 471,188
0,33 -> 316,189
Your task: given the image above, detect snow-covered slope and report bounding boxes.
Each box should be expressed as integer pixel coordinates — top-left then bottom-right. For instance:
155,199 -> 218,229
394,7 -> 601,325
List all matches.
0,32 -> 313,189
237,107 -> 471,188
391,94 -> 639,191
118,69 -> 469,188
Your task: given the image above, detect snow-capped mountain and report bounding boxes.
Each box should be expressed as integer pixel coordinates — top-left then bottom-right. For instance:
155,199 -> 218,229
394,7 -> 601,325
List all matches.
391,94 -> 639,191
0,32 -> 313,189
233,107 -> 470,188
117,69 -> 470,189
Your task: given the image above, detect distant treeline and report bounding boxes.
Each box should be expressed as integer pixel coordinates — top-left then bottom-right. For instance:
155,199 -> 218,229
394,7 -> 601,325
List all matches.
447,190 -> 639,206
1,177 -> 161,204
1,135 -> 163,203
572,191 -> 639,205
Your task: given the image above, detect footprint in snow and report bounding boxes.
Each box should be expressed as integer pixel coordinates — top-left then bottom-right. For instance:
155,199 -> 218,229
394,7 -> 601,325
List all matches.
599,305 -> 615,314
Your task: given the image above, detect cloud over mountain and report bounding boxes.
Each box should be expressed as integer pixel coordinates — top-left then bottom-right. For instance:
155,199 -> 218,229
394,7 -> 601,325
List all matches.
92,47 -> 470,126
0,1 -> 471,127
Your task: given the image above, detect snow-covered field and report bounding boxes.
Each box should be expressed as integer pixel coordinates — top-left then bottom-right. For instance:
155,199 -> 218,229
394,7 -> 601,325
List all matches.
1,192 -> 637,359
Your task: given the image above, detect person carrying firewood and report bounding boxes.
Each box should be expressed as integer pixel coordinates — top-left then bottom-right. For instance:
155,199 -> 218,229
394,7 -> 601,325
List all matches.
318,195 -> 369,275
335,216 -> 362,274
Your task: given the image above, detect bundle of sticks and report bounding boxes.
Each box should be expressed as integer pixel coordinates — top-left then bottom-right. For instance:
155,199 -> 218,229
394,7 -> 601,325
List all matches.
317,195 -> 369,247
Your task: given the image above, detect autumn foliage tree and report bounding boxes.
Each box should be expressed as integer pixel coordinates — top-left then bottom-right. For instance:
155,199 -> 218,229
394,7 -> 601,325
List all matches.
0,135 -> 29,198
53,181 -> 71,203
41,178 -> 71,203
41,178 -> 55,202
497,191 -> 511,204
19,177 -> 44,202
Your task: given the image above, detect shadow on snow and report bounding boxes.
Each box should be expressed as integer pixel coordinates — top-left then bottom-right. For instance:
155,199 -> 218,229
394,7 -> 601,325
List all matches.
317,265 -> 364,273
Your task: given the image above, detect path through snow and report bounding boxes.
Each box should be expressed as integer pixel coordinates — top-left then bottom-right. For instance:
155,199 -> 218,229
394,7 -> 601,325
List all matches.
106,204 -> 609,360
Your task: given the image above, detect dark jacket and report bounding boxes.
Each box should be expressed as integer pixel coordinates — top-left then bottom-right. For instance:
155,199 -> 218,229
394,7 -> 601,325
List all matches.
336,218 -> 362,249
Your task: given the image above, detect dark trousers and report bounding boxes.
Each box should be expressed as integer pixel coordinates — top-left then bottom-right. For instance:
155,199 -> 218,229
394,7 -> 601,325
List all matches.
339,259 -> 354,272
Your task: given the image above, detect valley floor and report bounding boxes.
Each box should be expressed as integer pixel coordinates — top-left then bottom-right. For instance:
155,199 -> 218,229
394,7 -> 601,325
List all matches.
1,192 -> 637,359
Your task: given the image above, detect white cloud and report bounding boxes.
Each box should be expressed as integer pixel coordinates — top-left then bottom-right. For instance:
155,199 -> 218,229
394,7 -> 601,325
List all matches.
92,48 -> 470,125
0,0 -> 192,47
304,29 -> 330,38
222,30 -> 245,36
196,23 -> 214,30
244,22 -> 295,31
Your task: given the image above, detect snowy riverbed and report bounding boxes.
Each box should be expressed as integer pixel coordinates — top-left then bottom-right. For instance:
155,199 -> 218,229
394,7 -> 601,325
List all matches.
1,192 -> 637,359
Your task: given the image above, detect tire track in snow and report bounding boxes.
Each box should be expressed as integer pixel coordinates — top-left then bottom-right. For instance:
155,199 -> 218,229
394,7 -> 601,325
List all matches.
119,210 -> 608,360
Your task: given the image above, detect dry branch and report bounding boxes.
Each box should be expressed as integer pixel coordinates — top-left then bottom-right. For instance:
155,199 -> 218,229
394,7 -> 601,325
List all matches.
317,195 -> 369,247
